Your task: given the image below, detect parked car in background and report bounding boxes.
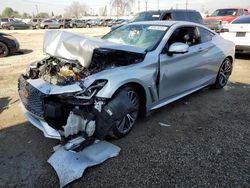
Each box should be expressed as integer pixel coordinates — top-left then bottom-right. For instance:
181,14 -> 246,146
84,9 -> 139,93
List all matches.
220,15 -> 250,53
0,32 -> 19,57
40,19 -> 63,29
2,20 -> 32,30
204,8 -> 249,32
19,21 -> 234,142
69,19 -> 86,28
111,9 -> 203,30
104,19 -> 112,26
0,18 -> 15,28
28,18 -> 42,29
87,19 -> 96,27
58,19 -> 72,28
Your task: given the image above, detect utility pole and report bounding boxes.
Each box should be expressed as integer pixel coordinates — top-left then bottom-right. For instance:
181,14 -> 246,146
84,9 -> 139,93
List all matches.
157,0 -> 159,10
35,4 -> 39,15
145,1 -> 148,11
185,0 -> 188,10
138,1 -> 140,13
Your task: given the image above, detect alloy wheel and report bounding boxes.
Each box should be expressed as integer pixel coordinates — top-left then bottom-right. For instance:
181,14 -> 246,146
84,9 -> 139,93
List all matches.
116,90 -> 139,134
218,58 -> 232,86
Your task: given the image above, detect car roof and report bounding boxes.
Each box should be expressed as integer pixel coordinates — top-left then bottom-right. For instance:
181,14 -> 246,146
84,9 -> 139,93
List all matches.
128,20 -> 199,26
138,9 -> 199,14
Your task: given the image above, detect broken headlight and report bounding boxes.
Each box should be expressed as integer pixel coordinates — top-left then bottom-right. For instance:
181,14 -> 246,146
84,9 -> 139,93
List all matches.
74,80 -> 107,100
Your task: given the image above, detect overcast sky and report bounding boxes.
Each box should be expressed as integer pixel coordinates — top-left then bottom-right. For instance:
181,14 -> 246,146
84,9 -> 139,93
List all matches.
0,0 -> 249,15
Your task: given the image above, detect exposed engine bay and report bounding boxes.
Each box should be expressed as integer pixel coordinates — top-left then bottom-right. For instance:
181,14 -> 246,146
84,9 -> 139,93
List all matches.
26,48 -> 145,85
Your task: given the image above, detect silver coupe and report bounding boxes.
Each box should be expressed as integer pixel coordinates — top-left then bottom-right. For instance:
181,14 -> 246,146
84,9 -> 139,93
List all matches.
18,21 -> 235,144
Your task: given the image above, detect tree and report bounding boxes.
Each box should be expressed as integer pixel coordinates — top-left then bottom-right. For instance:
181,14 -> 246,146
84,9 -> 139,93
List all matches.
36,12 -> 49,18
64,1 -> 88,18
99,6 -> 107,16
111,0 -> 135,16
22,12 -> 31,18
1,7 -> 20,18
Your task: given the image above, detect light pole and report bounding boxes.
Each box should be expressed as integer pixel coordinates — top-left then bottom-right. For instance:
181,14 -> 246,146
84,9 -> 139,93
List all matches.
185,0 -> 188,10
157,0 -> 159,10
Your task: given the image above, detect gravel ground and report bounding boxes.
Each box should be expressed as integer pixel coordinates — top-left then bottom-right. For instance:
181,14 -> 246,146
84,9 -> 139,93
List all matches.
0,28 -> 249,188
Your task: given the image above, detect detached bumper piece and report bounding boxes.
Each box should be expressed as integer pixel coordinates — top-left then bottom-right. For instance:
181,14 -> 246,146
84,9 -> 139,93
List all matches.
48,140 -> 121,187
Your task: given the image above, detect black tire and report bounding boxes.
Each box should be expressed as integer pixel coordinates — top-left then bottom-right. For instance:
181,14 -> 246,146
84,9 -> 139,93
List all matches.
59,25 -> 63,29
73,24 -> 77,28
35,24 -> 39,29
44,25 -> 48,29
212,57 -> 233,89
0,42 -> 9,57
9,25 -> 15,30
110,86 -> 140,138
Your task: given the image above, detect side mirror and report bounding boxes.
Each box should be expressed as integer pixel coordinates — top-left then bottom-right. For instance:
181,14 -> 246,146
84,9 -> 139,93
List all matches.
168,42 -> 189,55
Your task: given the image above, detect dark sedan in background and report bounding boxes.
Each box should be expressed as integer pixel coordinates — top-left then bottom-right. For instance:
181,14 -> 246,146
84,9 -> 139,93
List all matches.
2,20 -> 32,30
0,32 -> 19,57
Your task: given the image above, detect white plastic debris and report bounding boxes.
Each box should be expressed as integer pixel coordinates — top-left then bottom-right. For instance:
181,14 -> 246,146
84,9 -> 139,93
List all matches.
48,140 -> 121,187
158,122 -> 171,127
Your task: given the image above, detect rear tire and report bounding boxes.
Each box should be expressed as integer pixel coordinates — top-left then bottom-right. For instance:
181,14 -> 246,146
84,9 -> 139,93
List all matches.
9,25 -> 15,30
212,57 -> 232,89
59,25 -> 63,29
44,25 -> 48,29
0,42 -> 9,57
110,86 -> 140,138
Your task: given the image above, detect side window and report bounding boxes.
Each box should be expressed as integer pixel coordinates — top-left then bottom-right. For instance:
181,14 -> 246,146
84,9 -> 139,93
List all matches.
199,27 -> 214,43
167,27 -> 200,47
162,13 -> 172,20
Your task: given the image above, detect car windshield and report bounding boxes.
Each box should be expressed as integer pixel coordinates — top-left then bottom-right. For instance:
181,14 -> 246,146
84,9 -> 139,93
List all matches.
211,9 -> 238,16
131,12 -> 161,22
232,16 -> 250,24
102,24 -> 168,51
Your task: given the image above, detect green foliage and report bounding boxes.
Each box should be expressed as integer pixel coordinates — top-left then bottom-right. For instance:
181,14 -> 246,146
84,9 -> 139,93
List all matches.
36,12 -> 49,18
1,7 -> 21,18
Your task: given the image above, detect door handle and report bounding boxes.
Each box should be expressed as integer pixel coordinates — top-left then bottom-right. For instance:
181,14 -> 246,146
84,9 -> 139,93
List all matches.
198,48 -> 208,52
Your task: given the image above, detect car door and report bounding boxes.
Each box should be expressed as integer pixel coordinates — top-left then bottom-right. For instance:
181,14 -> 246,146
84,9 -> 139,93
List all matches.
15,21 -> 22,29
158,26 -> 215,101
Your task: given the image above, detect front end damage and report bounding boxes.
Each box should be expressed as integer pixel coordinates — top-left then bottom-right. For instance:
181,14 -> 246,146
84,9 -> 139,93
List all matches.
18,30 -> 147,187
18,31 -> 145,145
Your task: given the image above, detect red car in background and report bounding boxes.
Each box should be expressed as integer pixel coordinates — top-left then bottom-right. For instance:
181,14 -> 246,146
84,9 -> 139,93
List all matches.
204,8 -> 249,31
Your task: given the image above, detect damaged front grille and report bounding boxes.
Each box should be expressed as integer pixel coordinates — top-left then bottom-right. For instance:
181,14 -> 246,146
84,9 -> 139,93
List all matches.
18,76 -> 46,118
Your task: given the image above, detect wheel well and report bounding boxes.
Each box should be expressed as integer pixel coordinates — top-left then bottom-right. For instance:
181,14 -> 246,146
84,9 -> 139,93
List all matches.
226,56 -> 233,63
114,82 -> 147,116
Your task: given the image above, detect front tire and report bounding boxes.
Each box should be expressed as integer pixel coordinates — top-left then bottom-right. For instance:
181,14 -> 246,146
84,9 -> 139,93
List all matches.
0,42 -> 9,57
110,87 -> 140,138
212,57 -> 232,89
9,25 -> 15,30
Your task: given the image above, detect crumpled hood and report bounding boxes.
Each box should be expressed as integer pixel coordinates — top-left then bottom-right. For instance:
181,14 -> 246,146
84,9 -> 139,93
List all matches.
43,30 -> 145,68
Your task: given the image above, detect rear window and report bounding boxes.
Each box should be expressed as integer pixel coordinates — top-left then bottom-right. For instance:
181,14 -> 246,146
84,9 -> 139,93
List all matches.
187,12 -> 203,24
131,12 -> 161,22
232,16 -> 250,24
173,12 -> 187,21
